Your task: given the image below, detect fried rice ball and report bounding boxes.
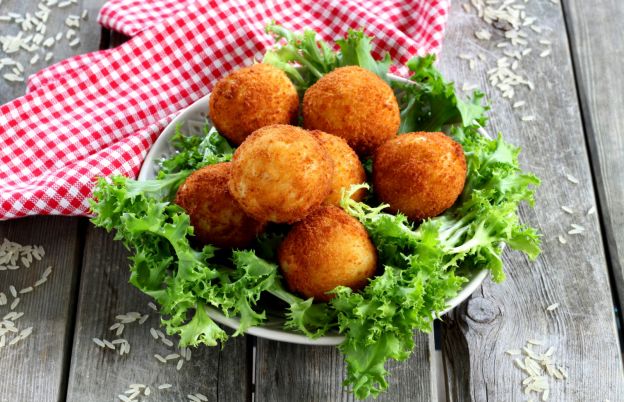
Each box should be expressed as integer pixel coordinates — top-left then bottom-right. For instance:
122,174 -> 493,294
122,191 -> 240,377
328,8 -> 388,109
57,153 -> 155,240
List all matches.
278,205 -> 377,301
302,66 -> 400,156
209,63 -> 299,145
311,130 -> 366,206
228,125 -> 333,223
373,132 -> 467,220
175,162 -> 266,248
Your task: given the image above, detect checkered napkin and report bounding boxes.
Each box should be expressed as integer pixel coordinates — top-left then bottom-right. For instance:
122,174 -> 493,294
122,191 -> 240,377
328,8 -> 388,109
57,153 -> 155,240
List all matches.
0,0 -> 449,220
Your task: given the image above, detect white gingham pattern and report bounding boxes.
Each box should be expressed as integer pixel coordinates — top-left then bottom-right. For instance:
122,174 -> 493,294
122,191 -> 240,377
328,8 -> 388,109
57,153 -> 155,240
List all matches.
0,0 -> 449,219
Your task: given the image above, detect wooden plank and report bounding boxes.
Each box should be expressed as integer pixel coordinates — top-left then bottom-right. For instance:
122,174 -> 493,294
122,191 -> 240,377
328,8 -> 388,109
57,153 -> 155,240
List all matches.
561,0 -> 624,318
439,1 -> 624,401
0,217 -> 83,402
255,333 -> 433,402
0,1 -> 108,401
0,0 -> 106,102
66,226 -> 251,401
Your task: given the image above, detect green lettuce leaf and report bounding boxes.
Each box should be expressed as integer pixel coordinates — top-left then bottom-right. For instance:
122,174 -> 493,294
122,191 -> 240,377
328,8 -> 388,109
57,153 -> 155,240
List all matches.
90,24 -> 540,401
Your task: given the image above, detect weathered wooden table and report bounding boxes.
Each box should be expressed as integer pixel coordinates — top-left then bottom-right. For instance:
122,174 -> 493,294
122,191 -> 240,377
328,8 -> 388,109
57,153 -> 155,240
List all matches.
1,1 -> 623,401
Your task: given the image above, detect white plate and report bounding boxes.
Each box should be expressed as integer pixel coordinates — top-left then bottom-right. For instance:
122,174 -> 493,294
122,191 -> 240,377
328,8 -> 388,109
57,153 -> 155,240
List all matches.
138,74 -> 489,346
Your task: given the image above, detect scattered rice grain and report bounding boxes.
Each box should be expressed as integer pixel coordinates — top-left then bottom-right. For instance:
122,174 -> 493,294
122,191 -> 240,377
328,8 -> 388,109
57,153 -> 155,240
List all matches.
10,298 -> 20,310
19,287 -> 33,294
546,303 -> 559,311
475,29 -> 492,41
560,206 -> 574,214
139,314 -> 149,325
566,173 -> 579,184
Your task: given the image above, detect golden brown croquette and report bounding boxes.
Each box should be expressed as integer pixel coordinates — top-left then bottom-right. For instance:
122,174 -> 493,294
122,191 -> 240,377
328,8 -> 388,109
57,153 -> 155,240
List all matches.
302,66 -> 400,156
311,130 -> 366,206
175,163 -> 266,248
278,205 -> 377,301
228,125 -> 333,223
209,64 -> 299,145
373,132 -> 467,220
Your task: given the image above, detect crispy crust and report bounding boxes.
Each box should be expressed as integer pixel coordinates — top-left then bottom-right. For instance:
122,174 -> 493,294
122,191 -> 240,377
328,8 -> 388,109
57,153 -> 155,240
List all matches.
175,162 -> 266,248
278,205 -> 378,301
311,130 -> 367,206
228,125 -> 333,223
209,64 -> 299,145
302,66 -> 400,156
373,132 -> 467,220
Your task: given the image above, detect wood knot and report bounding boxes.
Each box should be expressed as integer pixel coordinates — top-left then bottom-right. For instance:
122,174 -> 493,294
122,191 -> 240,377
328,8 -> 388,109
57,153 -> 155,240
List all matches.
466,297 -> 500,323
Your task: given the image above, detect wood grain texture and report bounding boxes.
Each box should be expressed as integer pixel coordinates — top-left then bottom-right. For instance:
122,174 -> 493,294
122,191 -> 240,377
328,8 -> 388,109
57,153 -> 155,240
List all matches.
439,1 -> 624,401
255,333 -> 434,401
561,0 -> 624,318
0,217 -> 83,402
0,2 -> 106,402
0,0 -> 105,102
66,226 -> 251,402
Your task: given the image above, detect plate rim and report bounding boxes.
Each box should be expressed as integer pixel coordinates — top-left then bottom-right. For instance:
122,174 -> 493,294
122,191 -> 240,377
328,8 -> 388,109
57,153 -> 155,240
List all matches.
137,73 -> 489,346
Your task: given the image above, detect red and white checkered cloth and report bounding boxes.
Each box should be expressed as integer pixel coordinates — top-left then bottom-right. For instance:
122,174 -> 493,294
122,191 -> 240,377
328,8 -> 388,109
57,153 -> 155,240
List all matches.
0,0 -> 449,220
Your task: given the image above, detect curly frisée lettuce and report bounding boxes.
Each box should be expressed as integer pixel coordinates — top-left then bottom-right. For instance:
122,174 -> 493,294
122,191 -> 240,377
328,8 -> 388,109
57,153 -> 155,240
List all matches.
90,25 -> 540,400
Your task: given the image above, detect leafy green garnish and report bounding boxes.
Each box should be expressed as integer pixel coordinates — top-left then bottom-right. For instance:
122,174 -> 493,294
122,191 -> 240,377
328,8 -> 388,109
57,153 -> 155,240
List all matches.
157,125 -> 233,177
90,24 -> 540,401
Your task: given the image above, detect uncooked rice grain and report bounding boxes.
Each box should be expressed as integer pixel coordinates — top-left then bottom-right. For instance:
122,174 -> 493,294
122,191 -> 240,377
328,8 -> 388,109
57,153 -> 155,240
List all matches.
158,384 -> 172,390
93,338 -> 105,348
560,206 -> 574,214
177,359 -> 184,370
587,206 -> 596,215
155,354 -> 167,363
546,303 -> 560,311
9,286 -> 17,298
565,173 -> 579,184
19,286 -> 33,294
34,278 -> 47,287
557,235 -> 567,244
10,298 -> 20,310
